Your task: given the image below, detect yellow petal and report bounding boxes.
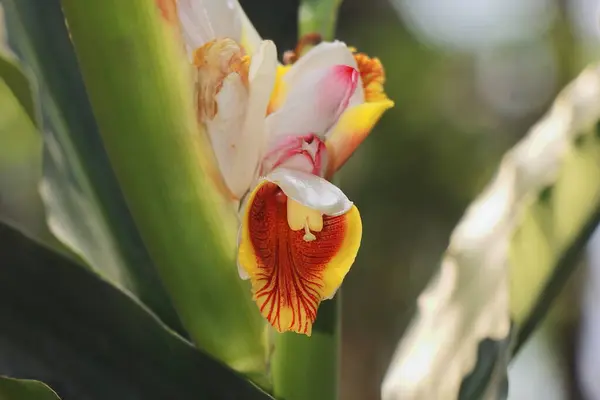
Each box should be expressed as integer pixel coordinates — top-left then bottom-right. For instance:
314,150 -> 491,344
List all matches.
238,181 -> 362,335
267,64 -> 291,115
325,99 -> 394,176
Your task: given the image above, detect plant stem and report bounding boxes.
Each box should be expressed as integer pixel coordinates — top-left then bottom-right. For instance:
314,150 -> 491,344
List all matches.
272,295 -> 341,400
298,0 -> 343,41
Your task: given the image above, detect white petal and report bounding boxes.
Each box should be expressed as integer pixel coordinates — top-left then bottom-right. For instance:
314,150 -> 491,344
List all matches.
266,64 -> 359,141
237,3 -> 263,54
286,41 -> 365,106
263,168 -> 352,216
286,41 -> 357,81
178,0 -> 242,54
234,40 -> 277,193
205,73 -> 248,197
207,40 -> 277,199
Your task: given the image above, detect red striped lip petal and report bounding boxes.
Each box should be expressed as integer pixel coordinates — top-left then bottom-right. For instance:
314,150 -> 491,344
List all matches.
247,182 -> 346,334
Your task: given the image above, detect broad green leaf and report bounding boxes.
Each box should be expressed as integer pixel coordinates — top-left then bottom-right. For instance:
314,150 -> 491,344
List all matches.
0,221 -> 273,400
0,376 -> 61,400
0,69 -> 55,249
61,0 -> 265,375
381,64 -> 600,399
0,54 -> 36,124
2,0 -> 184,334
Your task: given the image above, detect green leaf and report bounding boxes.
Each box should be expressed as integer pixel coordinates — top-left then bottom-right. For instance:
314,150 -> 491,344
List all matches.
0,69 -> 51,245
0,220 -> 273,400
0,54 -> 36,125
2,0 -> 184,334
0,376 -> 61,400
381,64 -> 600,399
60,0 -> 266,375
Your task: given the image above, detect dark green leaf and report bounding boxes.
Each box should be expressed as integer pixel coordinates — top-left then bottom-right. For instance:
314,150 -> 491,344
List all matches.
0,71 -> 49,245
2,0 -> 184,334
0,221 -> 273,400
0,54 -> 36,124
0,376 -> 61,400
458,335 -> 512,400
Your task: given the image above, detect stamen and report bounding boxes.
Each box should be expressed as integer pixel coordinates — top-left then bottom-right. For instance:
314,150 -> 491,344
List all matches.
303,218 -> 317,242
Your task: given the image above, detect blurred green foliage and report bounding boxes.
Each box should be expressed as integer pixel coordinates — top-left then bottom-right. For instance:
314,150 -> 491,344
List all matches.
243,0 -> 595,398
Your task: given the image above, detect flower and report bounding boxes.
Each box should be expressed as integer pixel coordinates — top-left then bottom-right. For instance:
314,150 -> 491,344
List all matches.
172,0 -> 393,335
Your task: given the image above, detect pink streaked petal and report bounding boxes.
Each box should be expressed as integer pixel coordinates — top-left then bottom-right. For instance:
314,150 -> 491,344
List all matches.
261,134 -> 328,177
285,41 -> 357,82
285,41 -> 365,106
266,65 -> 359,142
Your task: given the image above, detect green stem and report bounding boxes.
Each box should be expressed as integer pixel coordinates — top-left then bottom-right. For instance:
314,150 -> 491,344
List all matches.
272,294 -> 341,400
298,0 -> 343,41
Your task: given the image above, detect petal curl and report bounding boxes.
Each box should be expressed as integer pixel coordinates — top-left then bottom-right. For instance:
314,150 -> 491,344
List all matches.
266,65 -> 359,142
207,40 -> 277,198
238,174 -> 362,335
325,99 -> 394,176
